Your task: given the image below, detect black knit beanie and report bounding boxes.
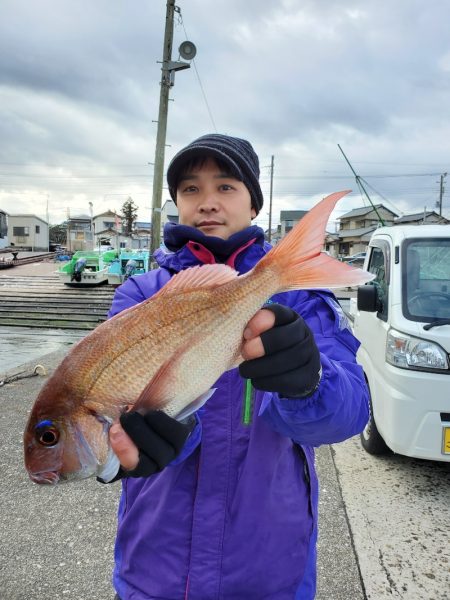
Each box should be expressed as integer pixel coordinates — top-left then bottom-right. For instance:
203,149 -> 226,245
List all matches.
166,133 -> 264,215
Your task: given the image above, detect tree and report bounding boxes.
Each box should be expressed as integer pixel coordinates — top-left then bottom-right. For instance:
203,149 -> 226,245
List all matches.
121,197 -> 138,236
49,223 -> 67,244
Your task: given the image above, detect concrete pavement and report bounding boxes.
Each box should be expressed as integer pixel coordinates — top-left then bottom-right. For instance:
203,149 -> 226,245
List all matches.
0,348 -> 365,599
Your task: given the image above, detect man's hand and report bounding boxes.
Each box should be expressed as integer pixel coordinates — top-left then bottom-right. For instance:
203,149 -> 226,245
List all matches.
239,303 -> 322,398
109,410 -> 194,478
109,422 -> 140,472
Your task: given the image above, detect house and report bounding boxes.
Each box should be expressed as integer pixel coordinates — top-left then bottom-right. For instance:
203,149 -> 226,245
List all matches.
324,232 -> 340,257
279,210 -> 307,237
161,199 -> 179,226
394,211 -> 449,225
66,214 -> 93,252
93,210 -> 122,234
133,221 -> 151,249
93,226 -> 131,250
0,209 -> 8,249
7,214 -> 49,251
335,204 -> 398,256
91,210 -> 128,250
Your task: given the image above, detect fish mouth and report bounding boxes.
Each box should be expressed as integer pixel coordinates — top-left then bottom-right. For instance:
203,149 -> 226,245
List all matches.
29,470 -> 60,485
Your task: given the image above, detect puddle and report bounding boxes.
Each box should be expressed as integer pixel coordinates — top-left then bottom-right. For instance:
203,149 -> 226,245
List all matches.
0,327 -> 87,373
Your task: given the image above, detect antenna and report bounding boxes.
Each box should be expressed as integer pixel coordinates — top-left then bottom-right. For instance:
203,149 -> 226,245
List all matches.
337,144 -> 385,226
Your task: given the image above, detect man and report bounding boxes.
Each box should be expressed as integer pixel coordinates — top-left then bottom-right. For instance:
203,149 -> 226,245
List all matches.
105,134 -> 369,600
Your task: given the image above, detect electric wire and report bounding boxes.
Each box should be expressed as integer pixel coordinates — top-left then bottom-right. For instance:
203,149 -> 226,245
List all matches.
178,12 -> 218,132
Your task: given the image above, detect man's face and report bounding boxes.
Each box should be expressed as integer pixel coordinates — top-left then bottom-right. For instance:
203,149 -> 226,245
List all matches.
176,158 -> 256,240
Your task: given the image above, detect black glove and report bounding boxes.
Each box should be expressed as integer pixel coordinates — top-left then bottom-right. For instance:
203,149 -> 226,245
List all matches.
117,410 -> 195,479
239,303 -> 322,398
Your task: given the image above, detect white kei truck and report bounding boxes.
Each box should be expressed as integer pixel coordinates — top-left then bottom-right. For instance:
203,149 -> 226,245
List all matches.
350,224 -> 450,463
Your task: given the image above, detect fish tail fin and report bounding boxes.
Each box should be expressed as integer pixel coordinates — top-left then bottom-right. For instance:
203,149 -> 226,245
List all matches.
255,190 -> 374,291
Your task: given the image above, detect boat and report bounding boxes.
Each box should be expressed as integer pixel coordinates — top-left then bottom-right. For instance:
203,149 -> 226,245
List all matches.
107,249 -> 151,286
58,249 -> 118,286
0,257 -> 15,270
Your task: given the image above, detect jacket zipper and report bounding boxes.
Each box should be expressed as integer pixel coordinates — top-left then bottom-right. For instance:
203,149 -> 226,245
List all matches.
242,379 -> 253,425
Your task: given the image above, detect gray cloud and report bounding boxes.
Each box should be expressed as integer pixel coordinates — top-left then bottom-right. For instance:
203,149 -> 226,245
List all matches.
1,0 -> 449,226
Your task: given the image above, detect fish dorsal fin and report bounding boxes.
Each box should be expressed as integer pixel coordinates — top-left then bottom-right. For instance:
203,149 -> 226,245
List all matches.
154,263 -> 238,298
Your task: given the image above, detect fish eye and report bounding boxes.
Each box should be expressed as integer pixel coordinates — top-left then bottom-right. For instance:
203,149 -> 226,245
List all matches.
35,420 -> 60,447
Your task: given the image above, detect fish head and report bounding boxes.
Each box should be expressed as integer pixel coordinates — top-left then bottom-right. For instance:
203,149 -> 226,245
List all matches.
24,406 -> 112,485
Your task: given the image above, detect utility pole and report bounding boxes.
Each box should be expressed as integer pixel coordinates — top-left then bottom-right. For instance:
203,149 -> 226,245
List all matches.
151,0 -> 176,256
150,2 -> 195,257
268,155 -> 274,243
438,172 -> 447,217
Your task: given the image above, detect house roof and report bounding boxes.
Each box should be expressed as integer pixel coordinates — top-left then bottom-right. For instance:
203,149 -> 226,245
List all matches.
280,210 -> 307,220
94,210 -> 119,218
338,226 -> 378,239
69,214 -> 91,221
8,214 -> 48,225
339,204 -> 398,220
95,227 -> 121,235
394,211 -> 448,224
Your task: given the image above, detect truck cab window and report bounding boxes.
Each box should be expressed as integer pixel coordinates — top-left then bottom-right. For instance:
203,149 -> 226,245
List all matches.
367,247 -> 388,319
404,240 -> 450,321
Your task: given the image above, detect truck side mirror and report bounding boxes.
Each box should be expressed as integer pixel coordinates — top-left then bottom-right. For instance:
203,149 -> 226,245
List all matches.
357,284 -> 383,312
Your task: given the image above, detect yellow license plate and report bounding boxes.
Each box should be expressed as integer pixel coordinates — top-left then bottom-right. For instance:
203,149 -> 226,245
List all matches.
443,427 -> 450,455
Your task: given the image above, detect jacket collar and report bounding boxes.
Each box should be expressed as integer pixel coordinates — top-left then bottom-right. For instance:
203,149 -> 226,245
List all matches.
154,222 -> 268,274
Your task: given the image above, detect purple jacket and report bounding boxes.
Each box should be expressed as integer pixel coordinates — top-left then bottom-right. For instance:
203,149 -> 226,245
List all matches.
109,225 -> 369,600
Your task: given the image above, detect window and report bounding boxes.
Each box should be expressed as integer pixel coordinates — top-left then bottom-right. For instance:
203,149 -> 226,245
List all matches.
403,239 -> 450,322
13,226 -> 29,236
367,245 -> 389,320
35,225 -> 40,234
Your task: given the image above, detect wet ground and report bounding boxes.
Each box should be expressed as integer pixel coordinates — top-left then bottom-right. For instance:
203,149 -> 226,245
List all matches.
0,259 -> 90,374
0,327 -> 86,373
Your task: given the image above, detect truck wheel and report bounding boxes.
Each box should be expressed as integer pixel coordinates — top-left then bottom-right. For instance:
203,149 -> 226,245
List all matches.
360,389 -> 391,455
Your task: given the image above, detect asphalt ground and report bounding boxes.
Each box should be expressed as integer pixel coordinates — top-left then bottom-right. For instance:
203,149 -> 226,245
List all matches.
0,348 -> 365,600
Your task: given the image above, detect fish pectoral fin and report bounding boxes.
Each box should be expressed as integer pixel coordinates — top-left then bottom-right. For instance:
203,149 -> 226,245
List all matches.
96,447 -> 121,483
134,342 -> 217,418
133,342 -> 191,412
84,400 -> 117,422
153,263 -> 238,298
175,389 -> 216,422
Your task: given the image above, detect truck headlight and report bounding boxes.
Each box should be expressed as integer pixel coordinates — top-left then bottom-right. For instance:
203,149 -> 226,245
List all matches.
386,329 -> 449,371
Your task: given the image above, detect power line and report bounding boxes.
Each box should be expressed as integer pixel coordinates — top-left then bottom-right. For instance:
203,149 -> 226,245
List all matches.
178,12 -> 217,132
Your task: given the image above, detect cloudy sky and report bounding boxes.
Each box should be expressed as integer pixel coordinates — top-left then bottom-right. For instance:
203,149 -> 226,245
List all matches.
1,0 -> 450,231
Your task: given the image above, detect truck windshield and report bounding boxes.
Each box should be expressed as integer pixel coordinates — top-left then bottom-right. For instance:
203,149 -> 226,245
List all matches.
404,238 -> 450,322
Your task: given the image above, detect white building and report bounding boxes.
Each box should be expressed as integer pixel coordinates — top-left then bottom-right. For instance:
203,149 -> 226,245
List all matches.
93,210 -> 122,235
0,209 -> 8,249
8,214 -> 49,251
92,210 -> 126,250
66,214 -> 93,252
161,199 -> 179,228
